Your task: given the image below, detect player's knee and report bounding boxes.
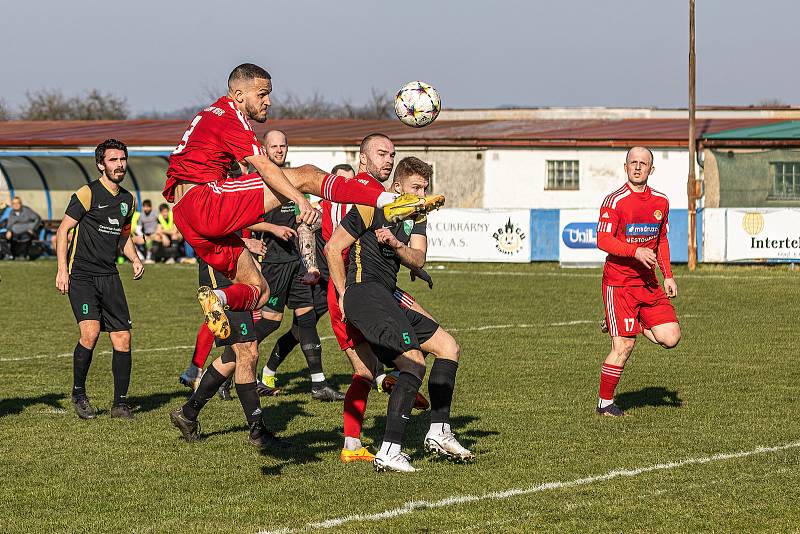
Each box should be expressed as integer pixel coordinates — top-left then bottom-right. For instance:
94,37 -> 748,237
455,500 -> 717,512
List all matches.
660,329 -> 682,349
399,349 -> 426,379
112,331 -> 131,351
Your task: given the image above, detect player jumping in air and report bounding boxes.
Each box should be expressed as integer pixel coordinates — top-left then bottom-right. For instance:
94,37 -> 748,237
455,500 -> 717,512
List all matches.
166,64 -> 441,447
595,146 -> 682,417
55,139 -> 144,420
327,156 -> 471,473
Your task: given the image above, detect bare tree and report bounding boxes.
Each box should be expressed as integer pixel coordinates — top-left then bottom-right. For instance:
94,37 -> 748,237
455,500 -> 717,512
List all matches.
270,88 -> 392,120
756,98 -> 789,108
0,99 -> 11,120
19,89 -> 128,120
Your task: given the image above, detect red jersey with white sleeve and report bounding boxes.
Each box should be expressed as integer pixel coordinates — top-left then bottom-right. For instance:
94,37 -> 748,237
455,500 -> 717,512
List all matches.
597,183 -> 672,287
163,96 -> 265,202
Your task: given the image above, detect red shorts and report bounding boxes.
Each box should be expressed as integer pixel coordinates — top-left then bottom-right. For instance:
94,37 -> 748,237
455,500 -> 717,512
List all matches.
602,283 -> 678,337
327,277 -> 417,350
172,173 -> 265,278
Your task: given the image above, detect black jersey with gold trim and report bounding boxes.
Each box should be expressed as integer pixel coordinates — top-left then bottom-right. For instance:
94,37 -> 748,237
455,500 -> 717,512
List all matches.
65,179 -> 135,276
339,205 -> 426,291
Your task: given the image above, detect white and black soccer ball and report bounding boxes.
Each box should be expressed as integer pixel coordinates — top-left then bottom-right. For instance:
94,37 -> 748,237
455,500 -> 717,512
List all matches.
394,81 -> 441,128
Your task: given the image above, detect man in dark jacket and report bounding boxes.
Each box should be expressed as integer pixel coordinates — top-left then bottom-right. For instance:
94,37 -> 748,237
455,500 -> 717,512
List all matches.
3,197 -> 41,259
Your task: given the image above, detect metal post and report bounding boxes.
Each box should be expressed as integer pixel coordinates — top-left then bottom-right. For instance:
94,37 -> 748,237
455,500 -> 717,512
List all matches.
687,0 -> 698,270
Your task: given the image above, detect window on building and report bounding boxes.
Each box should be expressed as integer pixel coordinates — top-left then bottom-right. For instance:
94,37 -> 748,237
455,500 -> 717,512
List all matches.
546,160 -> 579,190
770,162 -> 800,199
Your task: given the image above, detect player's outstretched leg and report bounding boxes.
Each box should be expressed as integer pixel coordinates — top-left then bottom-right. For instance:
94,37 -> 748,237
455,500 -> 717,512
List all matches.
281,165 -> 445,221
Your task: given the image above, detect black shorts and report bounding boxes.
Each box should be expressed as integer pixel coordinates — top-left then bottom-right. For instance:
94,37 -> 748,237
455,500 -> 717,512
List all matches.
197,264 -> 256,347
68,274 -> 131,332
310,274 -> 329,319
261,261 -> 314,312
343,281 -> 439,366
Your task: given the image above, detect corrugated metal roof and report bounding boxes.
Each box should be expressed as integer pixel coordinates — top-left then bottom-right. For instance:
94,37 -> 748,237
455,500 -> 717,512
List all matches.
0,117 -> 785,149
703,120 -> 800,140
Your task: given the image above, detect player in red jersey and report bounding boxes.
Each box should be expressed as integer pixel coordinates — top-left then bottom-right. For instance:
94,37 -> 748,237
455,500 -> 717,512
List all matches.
166,64 -> 442,448
595,146 -> 682,417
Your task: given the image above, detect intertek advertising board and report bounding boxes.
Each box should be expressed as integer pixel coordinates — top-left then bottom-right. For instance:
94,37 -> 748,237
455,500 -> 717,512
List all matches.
726,208 -> 800,261
426,209 -> 531,262
559,209 -> 606,266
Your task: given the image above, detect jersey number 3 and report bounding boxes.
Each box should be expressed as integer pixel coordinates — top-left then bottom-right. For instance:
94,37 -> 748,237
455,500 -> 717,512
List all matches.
173,115 -> 202,155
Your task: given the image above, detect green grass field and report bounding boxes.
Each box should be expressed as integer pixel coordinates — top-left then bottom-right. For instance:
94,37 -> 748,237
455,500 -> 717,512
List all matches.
2,261 -> 799,533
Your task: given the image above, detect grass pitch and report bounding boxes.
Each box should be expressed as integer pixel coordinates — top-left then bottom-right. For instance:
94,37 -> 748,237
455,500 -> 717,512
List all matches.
1,261 -> 799,533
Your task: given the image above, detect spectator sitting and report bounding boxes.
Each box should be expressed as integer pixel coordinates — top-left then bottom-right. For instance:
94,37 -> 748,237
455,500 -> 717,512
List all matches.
3,197 -> 41,260
154,203 -> 183,263
131,199 -> 160,264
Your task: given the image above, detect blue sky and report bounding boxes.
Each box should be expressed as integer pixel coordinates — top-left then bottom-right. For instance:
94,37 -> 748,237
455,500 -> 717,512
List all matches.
1,0 -> 795,113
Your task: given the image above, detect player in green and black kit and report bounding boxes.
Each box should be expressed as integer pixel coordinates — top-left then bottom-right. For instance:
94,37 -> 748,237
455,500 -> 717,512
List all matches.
253,130 -> 343,401
55,139 -> 144,420
326,156 -> 470,473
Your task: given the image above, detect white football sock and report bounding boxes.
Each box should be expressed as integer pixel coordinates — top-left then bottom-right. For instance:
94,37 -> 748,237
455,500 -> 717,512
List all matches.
212,289 -> 227,306
263,367 -> 277,377
379,441 -> 401,457
344,437 -> 362,451
429,422 -> 451,435
376,192 -> 399,208
598,398 -> 614,409
310,372 -> 325,384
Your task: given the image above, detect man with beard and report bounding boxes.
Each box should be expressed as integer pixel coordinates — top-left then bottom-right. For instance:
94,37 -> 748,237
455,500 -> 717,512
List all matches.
55,139 -> 144,420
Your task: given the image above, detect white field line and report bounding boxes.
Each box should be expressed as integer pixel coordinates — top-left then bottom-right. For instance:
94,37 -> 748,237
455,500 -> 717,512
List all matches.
3,314 -> 694,363
0,345 -> 194,362
430,269 -> 794,281
256,441 -> 800,534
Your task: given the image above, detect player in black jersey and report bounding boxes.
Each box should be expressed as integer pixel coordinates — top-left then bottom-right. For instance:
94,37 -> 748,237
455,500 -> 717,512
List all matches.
55,139 -> 144,420
327,156 -> 471,473
252,130 -> 343,402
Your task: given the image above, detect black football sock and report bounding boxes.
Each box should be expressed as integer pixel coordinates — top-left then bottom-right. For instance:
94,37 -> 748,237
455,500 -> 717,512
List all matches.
111,349 -> 132,405
182,366 -> 227,421
235,382 -> 262,424
255,318 -> 282,346
72,343 -> 93,397
428,358 -> 458,425
265,336 -> 292,373
296,312 -> 324,384
383,372 -> 423,445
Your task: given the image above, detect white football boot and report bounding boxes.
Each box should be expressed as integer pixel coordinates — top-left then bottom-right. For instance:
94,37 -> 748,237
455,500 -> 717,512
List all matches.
424,428 -> 475,462
373,451 -> 416,473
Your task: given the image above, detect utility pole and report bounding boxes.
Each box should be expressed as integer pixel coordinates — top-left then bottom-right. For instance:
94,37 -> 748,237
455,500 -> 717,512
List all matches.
687,0 -> 698,270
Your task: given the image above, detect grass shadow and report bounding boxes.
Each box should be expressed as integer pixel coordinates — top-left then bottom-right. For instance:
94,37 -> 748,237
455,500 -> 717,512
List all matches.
616,386 -> 682,411
129,389 -> 193,414
0,393 -> 66,418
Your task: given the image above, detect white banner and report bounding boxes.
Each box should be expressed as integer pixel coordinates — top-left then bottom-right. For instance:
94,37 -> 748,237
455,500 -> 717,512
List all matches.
726,208 -> 800,261
425,209 -> 531,262
558,208 -> 607,266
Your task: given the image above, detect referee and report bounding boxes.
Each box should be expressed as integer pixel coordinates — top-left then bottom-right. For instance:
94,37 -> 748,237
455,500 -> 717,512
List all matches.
55,139 -> 144,420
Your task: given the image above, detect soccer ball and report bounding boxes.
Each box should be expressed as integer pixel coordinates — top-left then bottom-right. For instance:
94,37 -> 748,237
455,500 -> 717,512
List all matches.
394,81 -> 441,128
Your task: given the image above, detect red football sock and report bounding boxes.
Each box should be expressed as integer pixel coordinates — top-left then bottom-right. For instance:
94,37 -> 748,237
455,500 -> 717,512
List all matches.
343,374 -> 372,439
252,310 -> 262,323
191,323 -> 215,369
321,173 -> 381,207
218,284 -> 260,311
599,363 -> 624,400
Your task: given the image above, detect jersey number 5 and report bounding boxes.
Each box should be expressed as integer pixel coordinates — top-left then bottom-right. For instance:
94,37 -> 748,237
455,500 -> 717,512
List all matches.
172,115 -> 202,155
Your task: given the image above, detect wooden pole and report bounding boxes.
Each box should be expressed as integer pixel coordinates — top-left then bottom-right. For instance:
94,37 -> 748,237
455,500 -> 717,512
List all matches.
687,0 -> 698,270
